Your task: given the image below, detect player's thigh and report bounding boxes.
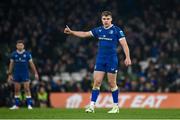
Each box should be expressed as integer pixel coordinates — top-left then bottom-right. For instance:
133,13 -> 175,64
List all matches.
107,72 -> 117,84
21,73 -> 30,82
93,71 -> 105,84
94,56 -> 106,72
106,56 -> 118,73
13,74 -> 21,83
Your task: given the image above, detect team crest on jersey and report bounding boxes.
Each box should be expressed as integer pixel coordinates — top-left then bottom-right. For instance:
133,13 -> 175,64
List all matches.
23,54 -> 26,58
119,30 -> 124,36
99,29 -> 102,32
109,30 -> 114,34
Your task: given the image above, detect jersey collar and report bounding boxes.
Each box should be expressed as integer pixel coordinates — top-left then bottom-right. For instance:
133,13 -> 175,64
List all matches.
103,24 -> 113,29
17,49 -> 25,54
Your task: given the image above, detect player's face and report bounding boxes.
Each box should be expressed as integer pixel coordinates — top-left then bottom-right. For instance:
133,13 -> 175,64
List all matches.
101,15 -> 112,28
16,43 -> 24,51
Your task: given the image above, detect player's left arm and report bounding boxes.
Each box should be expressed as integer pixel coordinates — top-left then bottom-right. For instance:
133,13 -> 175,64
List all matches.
29,59 -> 39,80
119,37 -> 132,66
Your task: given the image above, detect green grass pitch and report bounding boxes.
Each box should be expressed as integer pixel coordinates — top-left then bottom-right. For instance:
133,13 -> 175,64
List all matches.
0,108 -> 179,119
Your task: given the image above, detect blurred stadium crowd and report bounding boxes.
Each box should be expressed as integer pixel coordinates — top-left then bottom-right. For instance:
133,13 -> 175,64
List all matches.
0,0 -> 179,107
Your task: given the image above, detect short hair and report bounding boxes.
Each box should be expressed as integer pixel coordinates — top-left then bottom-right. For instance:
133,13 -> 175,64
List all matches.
101,11 -> 112,17
16,40 -> 25,44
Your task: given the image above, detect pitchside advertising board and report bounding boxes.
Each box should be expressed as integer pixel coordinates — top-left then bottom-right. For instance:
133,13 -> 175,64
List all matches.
50,93 -> 180,108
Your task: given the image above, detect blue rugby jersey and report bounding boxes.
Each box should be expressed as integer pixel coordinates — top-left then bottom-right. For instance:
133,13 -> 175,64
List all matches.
10,50 -> 32,75
90,24 -> 125,56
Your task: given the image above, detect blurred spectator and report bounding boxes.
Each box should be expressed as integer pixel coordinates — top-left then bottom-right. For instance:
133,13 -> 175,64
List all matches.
37,87 -> 48,108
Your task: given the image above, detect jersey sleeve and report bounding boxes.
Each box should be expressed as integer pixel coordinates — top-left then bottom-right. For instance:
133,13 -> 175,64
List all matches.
10,52 -> 15,61
90,27 -> 99,38
116,27 -> 125,40
27,52 -> 32,61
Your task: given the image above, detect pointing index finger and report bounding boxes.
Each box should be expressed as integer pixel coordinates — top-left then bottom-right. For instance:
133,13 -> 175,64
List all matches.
66,25 -> 70,29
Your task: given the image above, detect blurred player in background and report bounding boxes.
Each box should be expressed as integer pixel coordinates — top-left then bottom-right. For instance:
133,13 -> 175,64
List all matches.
64,11 -> 131,113
7,40 -> 39,109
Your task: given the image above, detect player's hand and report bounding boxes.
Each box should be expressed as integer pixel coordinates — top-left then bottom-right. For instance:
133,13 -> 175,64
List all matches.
64,25 -> 72,34
124,57 -> 132,66
35,73 -> 39,80
7,74 -> 13,83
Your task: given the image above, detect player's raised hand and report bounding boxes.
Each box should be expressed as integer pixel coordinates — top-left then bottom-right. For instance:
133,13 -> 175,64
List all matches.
124,57 -> 132,66
64,25 -> 72,34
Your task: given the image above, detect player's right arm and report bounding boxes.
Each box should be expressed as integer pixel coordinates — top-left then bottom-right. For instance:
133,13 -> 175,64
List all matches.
64,25 -> 92,38
7,59 -> 14,82
28,52 -> 39,80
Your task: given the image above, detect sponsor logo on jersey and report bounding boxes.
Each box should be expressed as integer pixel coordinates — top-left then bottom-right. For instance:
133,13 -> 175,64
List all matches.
119,30 -> 124,36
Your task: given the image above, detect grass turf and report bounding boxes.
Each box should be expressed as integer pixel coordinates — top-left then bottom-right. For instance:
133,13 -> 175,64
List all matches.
0,108 -> 179,119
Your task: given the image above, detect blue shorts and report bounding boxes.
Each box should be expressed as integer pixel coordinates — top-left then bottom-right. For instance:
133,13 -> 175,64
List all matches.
13,73 -> 30,83
94,55 -> 118,73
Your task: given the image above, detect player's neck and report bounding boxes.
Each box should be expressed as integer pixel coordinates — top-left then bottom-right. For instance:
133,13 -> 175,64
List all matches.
103,24 -> 113,29
17,49 -> 25,54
